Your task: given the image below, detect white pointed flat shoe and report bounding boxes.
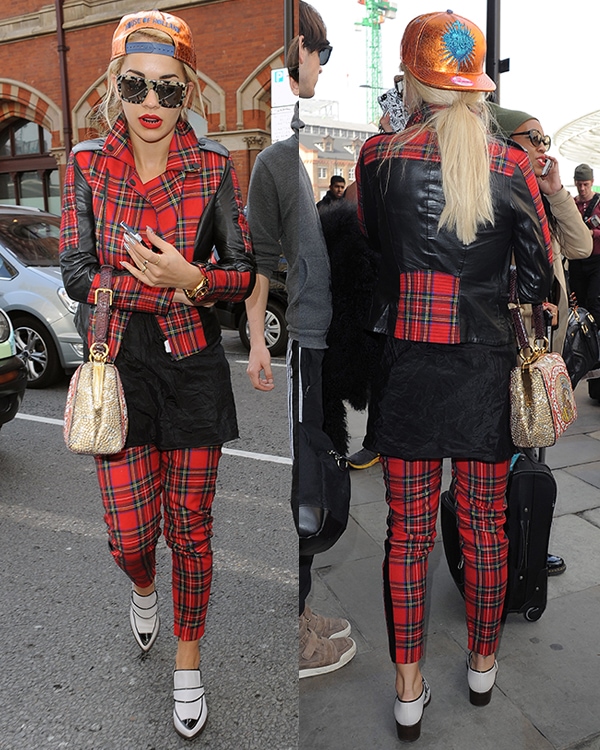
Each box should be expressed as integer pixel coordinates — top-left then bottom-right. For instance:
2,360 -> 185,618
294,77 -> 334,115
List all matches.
467,653 -> 498,706
394,677 -> 431,742
173,669 -> 208,739
129,589 -> 160,653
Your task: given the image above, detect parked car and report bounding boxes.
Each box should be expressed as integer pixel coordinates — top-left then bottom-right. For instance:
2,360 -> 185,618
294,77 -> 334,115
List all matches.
0,306 -> 27,430
215,255 -> 288,357
0,205 -> 83,388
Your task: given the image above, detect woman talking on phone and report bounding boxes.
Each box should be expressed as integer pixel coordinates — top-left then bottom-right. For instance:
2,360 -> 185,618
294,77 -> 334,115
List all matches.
356,11 -> 552,741
490,105 -> 592,358
59,10 -> 254,739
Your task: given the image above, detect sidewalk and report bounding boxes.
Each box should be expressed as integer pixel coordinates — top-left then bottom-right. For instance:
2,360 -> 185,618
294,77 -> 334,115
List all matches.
299,380 -> 600,750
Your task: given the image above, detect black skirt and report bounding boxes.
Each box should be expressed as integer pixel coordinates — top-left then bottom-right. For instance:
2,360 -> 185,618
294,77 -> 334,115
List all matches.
115,313 -> 238,450
364,336 -> 517,462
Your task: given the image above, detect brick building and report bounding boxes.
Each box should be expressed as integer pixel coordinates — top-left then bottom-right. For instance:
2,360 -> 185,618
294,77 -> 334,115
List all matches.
0,0 -> 285,213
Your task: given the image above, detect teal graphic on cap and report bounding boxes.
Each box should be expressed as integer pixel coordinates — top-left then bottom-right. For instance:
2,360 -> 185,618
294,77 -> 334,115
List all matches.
442,20 -> 476,71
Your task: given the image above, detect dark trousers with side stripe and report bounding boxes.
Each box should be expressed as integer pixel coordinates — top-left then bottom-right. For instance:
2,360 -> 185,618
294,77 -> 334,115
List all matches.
289,340 -> 325,617
382,456 -> 510,664
95,444 -> 221,642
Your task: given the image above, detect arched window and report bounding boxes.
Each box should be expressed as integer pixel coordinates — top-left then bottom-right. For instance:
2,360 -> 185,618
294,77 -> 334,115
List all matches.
0,119 -> 59,215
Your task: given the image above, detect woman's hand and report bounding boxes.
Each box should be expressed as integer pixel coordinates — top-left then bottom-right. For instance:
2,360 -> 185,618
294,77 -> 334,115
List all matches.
172,289 -> 215,308
538,155 -> 562,197
542,301 -> 559,327
121,226 -> 203,290
379,112 -> 393,133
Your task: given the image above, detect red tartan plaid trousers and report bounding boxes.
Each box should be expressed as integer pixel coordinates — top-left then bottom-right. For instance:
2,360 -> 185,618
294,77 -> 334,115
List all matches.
95,445 -> 221,642
381,456 -> 510,664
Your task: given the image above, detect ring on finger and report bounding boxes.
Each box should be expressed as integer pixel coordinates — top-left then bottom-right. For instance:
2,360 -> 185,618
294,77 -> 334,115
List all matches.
143,259 -> 149,269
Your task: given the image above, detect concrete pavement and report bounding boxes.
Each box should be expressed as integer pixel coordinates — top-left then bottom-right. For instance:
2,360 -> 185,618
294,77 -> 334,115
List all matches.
299,379 -> 600,750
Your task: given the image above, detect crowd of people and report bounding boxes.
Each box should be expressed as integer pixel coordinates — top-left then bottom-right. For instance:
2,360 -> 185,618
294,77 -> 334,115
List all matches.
58,2 -> 596,744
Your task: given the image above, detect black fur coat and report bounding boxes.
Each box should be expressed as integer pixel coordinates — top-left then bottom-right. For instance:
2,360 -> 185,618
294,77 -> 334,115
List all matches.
319,199 -> 380,454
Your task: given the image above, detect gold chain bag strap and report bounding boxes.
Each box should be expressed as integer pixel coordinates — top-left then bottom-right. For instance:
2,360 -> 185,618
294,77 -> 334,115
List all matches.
63,266 -> 128,454
508,268 -> 577,448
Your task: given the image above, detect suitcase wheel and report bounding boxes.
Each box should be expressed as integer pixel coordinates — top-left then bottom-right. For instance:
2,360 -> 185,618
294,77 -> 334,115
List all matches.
524,607 -> 543,622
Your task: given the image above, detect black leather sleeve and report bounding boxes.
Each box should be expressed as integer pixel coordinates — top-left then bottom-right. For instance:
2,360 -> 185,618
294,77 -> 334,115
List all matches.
59,156 -> 101,304
194,160 -> 255,272
193,158 -> 255,300
511,164 -> 553,304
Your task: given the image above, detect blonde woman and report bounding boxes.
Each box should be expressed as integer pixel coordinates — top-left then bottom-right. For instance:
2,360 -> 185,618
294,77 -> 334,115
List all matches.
60,10 -> 254,739
356,11 -> 552,741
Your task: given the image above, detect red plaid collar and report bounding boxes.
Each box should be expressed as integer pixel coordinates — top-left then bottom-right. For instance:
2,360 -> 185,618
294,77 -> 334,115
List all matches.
102,116 -> 205,173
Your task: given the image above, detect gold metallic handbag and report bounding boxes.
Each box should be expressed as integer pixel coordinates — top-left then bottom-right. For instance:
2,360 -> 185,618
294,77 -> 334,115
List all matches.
509,270 -> 576,448
63,266 -> 128,455
510,348 -> 576,448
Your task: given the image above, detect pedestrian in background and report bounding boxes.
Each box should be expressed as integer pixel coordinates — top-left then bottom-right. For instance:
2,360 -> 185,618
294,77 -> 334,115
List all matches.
490,107 -> 592,355
317,175 -> 346,211
570,163 -> 600,327
60,10 -> 254,739
356,11 -> 552,741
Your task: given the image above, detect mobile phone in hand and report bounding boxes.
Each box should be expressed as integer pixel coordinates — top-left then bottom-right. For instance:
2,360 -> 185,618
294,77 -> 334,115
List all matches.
120,221 -> 144,243
378,85 -> 408,133
120,221 -> 159,251
541,158 -> 552,178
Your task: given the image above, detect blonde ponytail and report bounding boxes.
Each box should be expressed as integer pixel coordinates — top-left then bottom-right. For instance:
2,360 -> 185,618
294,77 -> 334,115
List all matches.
391,69 -> 495,246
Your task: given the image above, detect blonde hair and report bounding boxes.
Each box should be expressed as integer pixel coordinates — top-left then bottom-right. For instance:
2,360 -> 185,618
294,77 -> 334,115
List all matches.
391,68 -> 494,246
91,29 -> 204,135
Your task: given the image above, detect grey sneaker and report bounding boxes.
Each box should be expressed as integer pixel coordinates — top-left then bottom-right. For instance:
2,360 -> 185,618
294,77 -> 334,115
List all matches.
299,615 -> 356,679
302,605 -> 351,639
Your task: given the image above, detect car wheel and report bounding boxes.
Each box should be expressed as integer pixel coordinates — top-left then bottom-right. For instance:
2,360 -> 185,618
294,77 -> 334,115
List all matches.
238,299 -> 288,357
12,315 -> 61,388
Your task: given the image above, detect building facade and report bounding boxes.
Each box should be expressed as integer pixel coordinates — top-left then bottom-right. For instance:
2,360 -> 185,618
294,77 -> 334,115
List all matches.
0,0 -> 284,212
299,110 -> 377,200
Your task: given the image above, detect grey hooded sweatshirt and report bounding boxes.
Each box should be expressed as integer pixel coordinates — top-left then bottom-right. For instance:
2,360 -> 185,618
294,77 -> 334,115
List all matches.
247,103 -> 332,349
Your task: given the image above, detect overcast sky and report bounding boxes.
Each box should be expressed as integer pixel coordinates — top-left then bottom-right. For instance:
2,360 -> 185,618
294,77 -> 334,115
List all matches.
308,0 -> 600,186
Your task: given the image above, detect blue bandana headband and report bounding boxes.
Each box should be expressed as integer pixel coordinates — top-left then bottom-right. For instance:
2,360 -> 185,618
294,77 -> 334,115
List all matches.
125,41 -> 175,58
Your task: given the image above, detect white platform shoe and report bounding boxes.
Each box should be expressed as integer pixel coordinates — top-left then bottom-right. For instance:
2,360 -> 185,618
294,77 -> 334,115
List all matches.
467,653 -> 498,706
173,669 -> 208,739
394,678 -> 431,742
129,589 -> 160,653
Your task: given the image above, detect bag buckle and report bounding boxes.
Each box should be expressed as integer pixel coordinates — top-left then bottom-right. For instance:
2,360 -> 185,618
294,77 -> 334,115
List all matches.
89,342 -> 109,363
94,287 -> 113,305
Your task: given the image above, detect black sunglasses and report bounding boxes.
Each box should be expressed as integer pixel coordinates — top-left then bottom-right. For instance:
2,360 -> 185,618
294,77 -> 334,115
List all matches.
511,129 -> 551,150
117,74 -> 188,108
318,45 -> 332,66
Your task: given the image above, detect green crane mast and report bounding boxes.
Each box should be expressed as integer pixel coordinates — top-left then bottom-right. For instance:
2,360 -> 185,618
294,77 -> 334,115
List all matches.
356,0 -> 397,123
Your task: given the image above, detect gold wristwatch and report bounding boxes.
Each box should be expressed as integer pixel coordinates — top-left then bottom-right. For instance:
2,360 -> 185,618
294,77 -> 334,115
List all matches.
183,273 -> 209,302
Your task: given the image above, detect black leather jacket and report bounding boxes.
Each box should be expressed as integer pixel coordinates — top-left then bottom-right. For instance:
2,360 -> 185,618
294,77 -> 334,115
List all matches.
357,130 -> 553,347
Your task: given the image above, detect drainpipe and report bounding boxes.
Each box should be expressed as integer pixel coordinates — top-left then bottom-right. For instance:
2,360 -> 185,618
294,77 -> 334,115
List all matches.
55,0 -> 72,156
284,0 -> 295,62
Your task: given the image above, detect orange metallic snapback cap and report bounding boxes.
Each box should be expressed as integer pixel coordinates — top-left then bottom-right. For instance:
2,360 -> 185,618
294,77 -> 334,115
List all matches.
111,9 -> 196,69
401,10 -> 495,92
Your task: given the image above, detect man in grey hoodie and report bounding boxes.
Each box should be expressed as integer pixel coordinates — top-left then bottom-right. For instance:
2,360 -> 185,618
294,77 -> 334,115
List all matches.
245,1 -> 356,679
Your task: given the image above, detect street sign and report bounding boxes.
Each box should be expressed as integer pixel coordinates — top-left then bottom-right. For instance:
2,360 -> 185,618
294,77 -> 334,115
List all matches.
271,68 -> 298,143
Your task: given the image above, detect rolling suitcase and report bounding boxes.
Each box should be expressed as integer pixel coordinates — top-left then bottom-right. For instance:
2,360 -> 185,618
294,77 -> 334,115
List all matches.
440,449 -> 557,622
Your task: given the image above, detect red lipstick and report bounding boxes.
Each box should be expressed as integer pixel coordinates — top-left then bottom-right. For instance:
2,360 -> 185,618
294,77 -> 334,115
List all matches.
139,115 -> 163,129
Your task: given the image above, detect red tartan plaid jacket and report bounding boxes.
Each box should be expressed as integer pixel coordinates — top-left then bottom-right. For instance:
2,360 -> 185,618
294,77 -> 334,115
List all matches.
60,116 -> 254,361
356,109 -> 553,347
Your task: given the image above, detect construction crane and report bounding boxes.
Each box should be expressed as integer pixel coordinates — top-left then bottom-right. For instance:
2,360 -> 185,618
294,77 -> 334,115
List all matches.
356,0 -> 397,123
